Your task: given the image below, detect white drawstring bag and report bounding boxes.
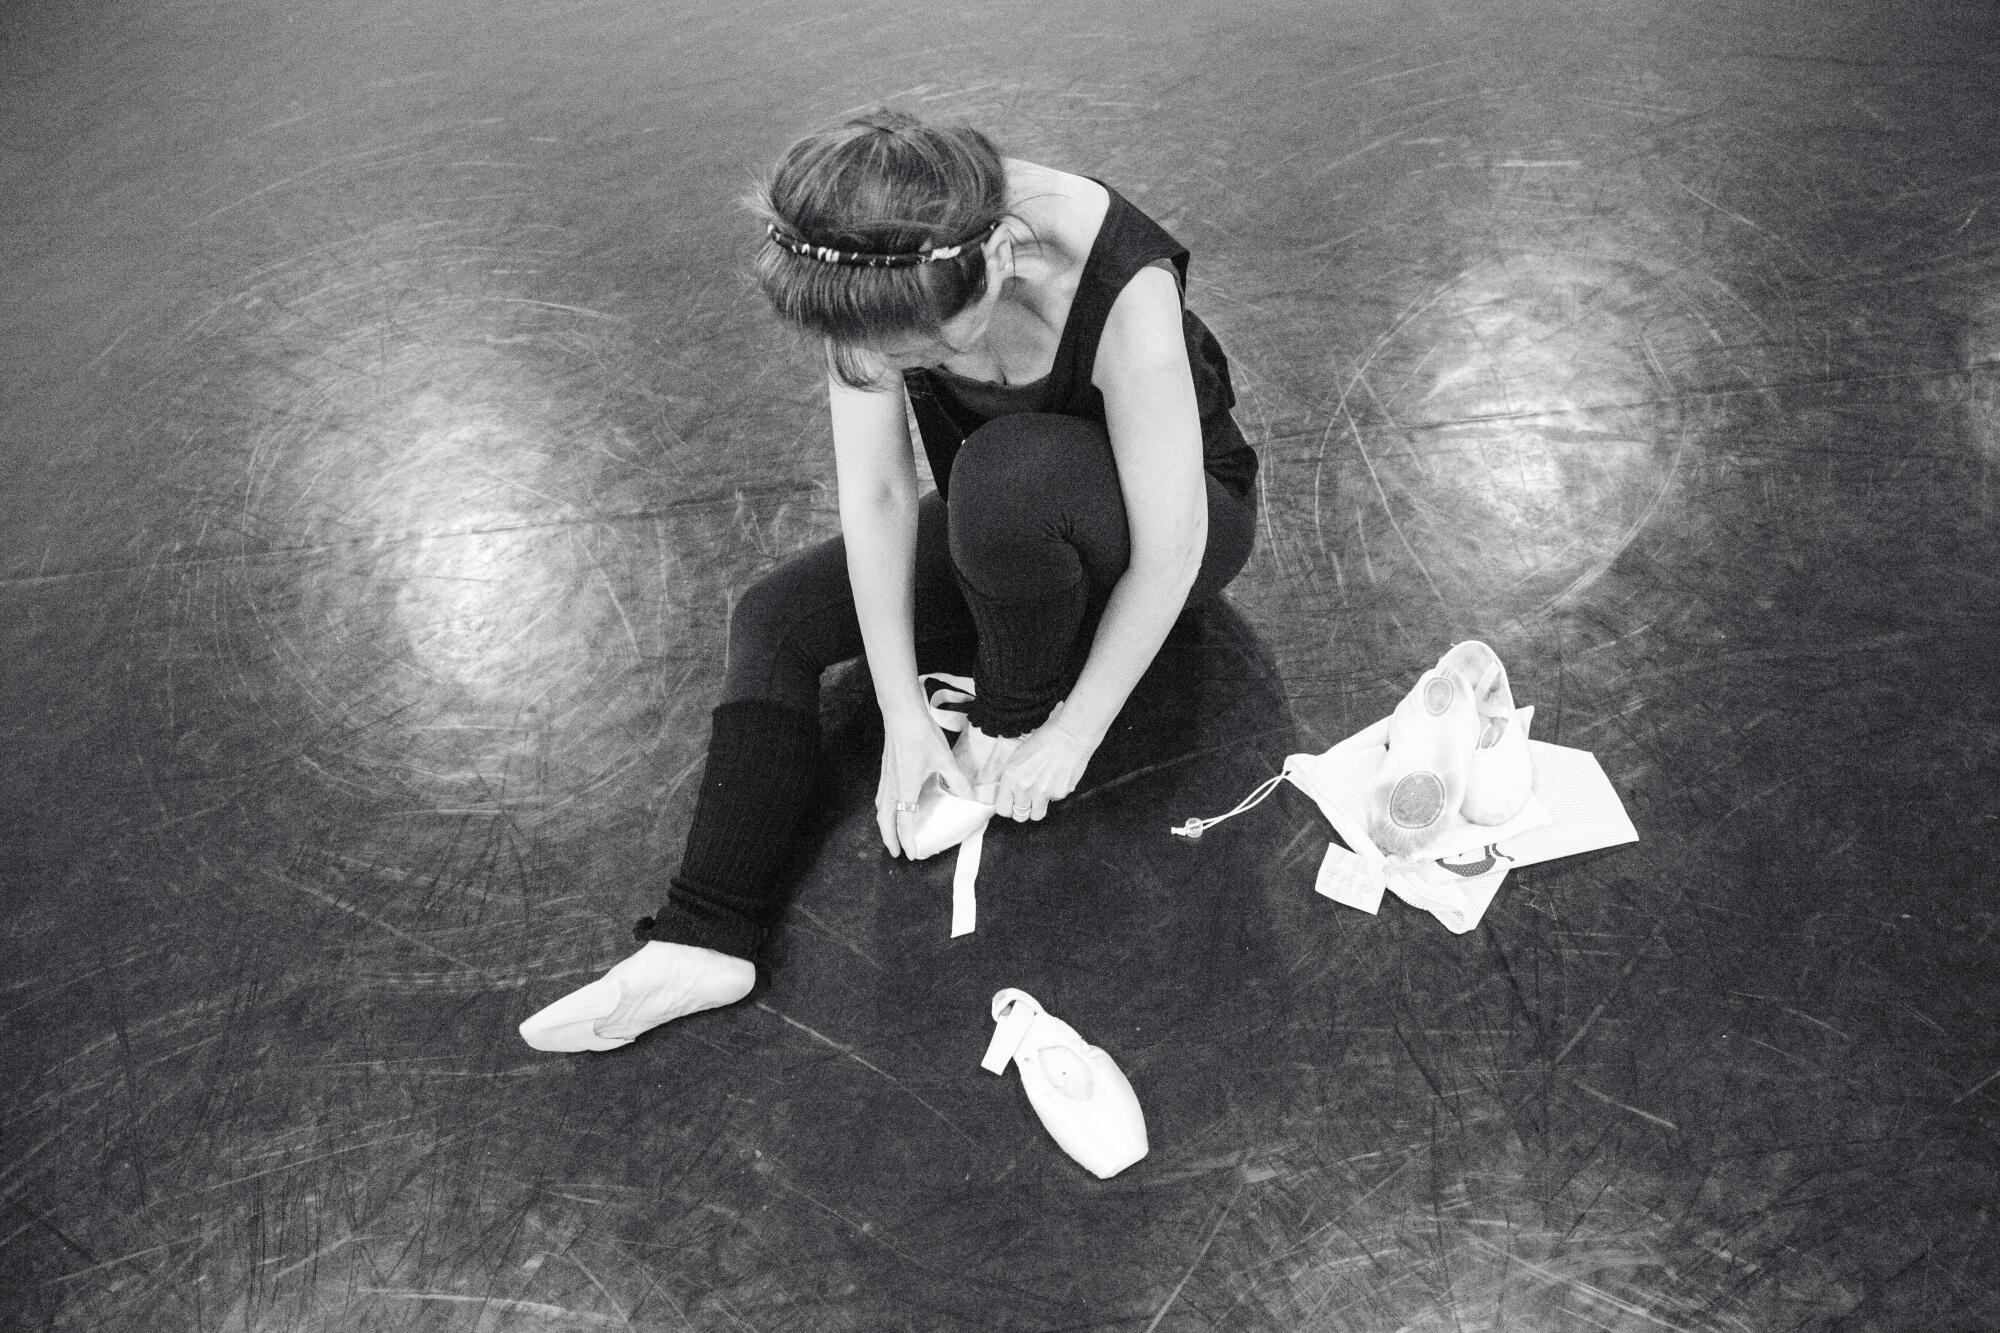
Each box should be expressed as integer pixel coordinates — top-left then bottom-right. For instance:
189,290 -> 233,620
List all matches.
1174,652 -> 1638,933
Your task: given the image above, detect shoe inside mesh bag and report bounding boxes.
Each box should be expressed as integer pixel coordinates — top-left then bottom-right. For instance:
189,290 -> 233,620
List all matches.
1173,642 -> 1635,889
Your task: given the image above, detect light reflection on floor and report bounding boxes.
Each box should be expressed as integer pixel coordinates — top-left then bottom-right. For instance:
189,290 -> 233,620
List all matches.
1372,254 -> 1684,611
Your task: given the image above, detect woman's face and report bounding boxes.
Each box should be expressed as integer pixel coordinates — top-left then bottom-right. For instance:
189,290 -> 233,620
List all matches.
863,296 -> 997,372
857,230 -> 1010,372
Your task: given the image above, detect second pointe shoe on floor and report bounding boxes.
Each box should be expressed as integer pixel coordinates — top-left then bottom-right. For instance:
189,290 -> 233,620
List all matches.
982,989 -> 1148,1179
518,941 -> 755,1052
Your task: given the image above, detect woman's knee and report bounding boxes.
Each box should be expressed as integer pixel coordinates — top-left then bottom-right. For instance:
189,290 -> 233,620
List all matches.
948,415 -> 1126,593
951,414 -> 1115,522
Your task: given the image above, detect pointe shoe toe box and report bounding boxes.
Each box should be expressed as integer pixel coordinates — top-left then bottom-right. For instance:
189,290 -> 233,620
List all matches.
1020,1033 -> 1148,1179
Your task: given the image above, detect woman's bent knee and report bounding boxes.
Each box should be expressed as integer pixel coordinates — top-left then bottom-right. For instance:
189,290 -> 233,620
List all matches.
950,414 -> 1117,522
948,415 -> 1126,596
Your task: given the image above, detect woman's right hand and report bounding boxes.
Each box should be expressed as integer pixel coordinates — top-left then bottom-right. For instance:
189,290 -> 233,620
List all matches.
875,708 -> 976,857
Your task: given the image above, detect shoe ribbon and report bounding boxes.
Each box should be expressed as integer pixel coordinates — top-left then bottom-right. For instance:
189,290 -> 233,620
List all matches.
921,673 -> 985,937
980,988 -> 1043,1073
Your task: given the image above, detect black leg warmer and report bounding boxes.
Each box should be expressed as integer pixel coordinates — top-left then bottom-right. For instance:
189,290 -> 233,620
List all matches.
634,700 -> 820,961
956,577 -> 1092,738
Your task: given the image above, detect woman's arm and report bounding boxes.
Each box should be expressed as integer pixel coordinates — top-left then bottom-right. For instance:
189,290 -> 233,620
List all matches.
991,263 -> 1210,816
828,373 -> 975,852
829,375 -> 927,723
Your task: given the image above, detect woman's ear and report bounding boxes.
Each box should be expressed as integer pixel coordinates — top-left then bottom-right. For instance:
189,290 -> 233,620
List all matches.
985,226 -> 1016,283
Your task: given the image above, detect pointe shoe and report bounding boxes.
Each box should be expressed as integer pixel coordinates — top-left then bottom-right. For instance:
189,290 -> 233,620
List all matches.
903,726 -> 1002,861
904,787 -> 995,860
1463,702 -> 1534,826
981,989 -> 1148,1179
518,976 -> 632,1053
1368,656 -> 1482,858
1437,640 -> 1510,717
1442,641 -> 1535,827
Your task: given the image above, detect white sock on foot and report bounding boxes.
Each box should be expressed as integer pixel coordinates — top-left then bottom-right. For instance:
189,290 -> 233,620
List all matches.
597,941 -> 755,1039
519,941 -> 755,1052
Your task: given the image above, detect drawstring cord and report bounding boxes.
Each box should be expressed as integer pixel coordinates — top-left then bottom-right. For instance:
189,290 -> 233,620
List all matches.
1171,770 -> 1287,839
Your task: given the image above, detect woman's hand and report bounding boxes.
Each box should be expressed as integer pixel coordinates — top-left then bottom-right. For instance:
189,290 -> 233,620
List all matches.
992,704 -> 1100,823
875,709 -> 975,856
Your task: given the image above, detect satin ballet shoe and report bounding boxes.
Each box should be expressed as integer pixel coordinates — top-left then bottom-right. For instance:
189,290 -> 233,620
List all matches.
1438,639 -> 1514,721
902,723 -> 1007,861
982,989 -> 1148,1179
518,976 -> 632,1053
1463,703 -> 1535,826
1368,658 -> 1482,858
903,780 -> 997,860
1438,642 -> 1533,826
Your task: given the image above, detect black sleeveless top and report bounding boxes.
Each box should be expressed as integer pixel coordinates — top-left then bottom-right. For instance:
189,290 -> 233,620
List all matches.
904,183 -> 1258,502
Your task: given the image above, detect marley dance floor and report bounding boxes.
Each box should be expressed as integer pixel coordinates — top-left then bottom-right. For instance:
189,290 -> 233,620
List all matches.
2,0 -> 1998,1329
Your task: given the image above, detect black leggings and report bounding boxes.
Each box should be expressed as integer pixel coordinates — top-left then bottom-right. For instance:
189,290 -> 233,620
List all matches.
639,413 -> 1255,960
723,412 -> 1256,735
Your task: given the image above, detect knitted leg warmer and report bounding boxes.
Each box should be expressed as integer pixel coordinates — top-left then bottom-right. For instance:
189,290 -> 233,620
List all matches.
956,576 -> 1092,738
634,700 -> 820,961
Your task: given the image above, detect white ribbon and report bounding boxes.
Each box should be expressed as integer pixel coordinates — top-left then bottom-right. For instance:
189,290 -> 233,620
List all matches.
980,988 -> 1041,1073
921,673 -> 986,937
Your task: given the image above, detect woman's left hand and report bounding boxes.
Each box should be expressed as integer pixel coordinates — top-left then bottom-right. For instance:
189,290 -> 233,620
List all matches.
992,704 -> 1100,822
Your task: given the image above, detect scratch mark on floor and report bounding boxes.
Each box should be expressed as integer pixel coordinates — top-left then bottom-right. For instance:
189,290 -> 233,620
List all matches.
755,1002 -> 978,1145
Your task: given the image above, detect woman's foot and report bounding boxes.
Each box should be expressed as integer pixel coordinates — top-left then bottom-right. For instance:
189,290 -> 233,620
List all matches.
518,941 -> 756,1052
904,723 -> 1014,860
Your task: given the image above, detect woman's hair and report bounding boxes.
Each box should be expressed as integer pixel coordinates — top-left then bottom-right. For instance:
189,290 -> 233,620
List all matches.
751,109 -> 1008,387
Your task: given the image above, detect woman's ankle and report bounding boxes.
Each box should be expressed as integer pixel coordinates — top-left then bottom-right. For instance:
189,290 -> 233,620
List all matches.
958,722 -> 1021,787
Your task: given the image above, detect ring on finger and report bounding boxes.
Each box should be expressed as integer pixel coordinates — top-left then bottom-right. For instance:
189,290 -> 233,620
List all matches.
894,800 -> 920,813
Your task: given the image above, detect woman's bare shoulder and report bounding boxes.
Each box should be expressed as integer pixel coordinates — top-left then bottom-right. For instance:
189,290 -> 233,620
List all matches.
1002,160 -> 1111,250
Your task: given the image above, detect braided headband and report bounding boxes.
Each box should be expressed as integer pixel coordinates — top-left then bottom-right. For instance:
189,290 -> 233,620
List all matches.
766,219 -> 999,269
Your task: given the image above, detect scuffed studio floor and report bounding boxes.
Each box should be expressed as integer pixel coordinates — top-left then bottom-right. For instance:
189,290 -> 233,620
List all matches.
2,0 -> 1998,1329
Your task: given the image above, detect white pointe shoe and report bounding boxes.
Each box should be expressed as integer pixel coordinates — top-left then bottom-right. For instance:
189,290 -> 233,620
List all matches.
1464,703 -> 1534,826
1369,655 -> 1482,857
904,781 -> 996,860
1442,641 -> 1535,827
903,726 -> 1001,861
1437,640 -> 1509,715
982,989 -> 1148,1179
519,976 -> 632,1052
